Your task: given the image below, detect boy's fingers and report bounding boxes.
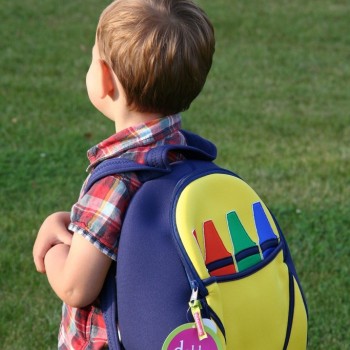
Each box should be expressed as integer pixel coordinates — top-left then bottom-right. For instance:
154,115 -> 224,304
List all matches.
33,231 -> 72,273
33,211 -> 72,273
33,240 -> 50,273
33,253 -> 46,274
58,230 -> 73,246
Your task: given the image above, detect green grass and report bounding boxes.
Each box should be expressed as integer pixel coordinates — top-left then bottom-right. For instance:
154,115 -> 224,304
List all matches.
1,0 -> 349,348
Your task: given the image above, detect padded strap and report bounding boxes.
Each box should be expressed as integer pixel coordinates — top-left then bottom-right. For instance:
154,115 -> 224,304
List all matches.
100,265 -> 122,350
85,158 -> 167,193
145,130 -> 217,169
85,130 -> 217,193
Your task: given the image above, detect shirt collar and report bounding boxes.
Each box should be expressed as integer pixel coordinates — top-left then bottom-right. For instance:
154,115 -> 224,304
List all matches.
87,114 -> 182,170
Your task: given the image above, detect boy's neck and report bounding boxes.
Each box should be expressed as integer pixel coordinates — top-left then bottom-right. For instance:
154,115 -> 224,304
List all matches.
111,105 -> 163,133
103,72 -> 164,132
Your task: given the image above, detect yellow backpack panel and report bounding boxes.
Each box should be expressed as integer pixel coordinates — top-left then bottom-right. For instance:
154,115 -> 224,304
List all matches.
175,173 -> 308,349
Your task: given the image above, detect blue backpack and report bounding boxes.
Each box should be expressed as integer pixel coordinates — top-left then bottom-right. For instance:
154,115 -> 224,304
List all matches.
86,131 -> 308,350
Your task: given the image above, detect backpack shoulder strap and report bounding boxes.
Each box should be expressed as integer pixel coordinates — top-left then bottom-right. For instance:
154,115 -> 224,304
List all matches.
145,129 -> 217,168
100,265 -> 123,350
85,158 -> 165,193
85,130 -> 217,193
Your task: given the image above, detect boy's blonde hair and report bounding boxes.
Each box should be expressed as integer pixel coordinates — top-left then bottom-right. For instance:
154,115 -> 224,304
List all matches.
96,0 -> 215,115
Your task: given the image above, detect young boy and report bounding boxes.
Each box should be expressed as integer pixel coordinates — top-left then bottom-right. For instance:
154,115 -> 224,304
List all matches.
33,0 -> 215,348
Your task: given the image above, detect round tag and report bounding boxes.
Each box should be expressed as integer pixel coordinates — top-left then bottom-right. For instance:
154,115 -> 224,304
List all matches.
162,322 -> 223,350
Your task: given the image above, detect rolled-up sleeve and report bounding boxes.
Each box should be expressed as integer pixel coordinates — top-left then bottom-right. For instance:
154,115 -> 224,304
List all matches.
68,174 -> 140,261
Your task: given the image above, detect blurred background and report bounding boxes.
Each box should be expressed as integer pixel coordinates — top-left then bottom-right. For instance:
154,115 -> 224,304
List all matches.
0,0 -> 349,348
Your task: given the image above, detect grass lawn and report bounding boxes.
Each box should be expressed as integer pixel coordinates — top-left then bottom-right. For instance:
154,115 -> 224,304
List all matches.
1,0 -> 349,348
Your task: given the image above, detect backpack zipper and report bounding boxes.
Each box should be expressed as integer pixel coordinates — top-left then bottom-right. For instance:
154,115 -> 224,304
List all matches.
189,283 -> 208,341
170,167 -> 236,343
206,303 -> 226,341
170,166 -> 237,296
188,281 -> 227,343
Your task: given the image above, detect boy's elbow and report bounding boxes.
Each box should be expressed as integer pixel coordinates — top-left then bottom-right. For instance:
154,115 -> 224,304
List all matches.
47,272 -> 98,307
60,288 -> 97,308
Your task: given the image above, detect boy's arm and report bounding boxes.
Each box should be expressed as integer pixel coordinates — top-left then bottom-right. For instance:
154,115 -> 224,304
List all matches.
44,233 -> 112,308
33,211 -> 73,273
33,211 -> 112,307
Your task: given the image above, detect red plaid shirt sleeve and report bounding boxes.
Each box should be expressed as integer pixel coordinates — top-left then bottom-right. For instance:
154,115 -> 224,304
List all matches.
69,172 -> 141,261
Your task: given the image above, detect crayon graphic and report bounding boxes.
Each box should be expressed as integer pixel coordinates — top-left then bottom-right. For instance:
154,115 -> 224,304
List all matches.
252,202 -> 279,259
203,220 -> 236,276
227,211 -> 262,271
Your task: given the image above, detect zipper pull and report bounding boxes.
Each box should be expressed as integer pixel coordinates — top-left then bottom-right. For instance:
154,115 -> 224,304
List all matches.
189,285 -> 207,341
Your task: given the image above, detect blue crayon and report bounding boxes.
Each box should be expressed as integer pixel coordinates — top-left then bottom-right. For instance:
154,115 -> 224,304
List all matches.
252,202 -> 279,259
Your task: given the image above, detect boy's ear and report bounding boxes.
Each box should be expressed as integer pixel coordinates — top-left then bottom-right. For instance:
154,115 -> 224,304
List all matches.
99,60 -> 115,98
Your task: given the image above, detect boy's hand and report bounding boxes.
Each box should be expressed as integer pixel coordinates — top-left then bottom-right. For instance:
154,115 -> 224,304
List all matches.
33,211 -> 73,273
33,211 -> 111,307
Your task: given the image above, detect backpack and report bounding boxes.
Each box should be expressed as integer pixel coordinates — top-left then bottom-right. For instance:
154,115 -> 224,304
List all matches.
86,130 -> 308,350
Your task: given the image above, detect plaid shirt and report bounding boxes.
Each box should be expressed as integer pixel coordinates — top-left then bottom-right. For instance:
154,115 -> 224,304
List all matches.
58,115 -> 186,349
